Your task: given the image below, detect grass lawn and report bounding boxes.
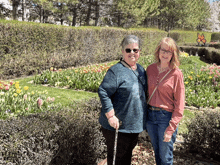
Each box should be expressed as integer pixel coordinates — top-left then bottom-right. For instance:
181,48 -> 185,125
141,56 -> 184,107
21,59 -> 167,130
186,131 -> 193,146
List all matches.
12,75 -> 98,107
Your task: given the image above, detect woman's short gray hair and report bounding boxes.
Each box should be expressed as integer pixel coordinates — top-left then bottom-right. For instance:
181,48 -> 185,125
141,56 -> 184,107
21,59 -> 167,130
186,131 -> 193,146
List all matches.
120,35 -> 141,50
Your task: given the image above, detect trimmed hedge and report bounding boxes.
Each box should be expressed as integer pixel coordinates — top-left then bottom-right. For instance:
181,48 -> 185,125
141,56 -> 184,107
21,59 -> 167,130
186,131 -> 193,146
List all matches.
169,30 -> 212,45
0,20 -> 167,80
179,46 -> 220,64
183,110 -> 220,162
0,98 -> 106,165
211,33 -> 220,42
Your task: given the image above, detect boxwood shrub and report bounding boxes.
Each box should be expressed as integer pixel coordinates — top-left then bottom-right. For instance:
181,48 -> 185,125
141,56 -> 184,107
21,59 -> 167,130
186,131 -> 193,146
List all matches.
0,98 -> 106,165
183,110 -> 220,162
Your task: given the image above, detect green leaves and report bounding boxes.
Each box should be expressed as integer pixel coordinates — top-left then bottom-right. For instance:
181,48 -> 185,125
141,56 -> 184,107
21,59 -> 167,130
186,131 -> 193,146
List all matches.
33,62 -> 116,92
116,0 -> 160,26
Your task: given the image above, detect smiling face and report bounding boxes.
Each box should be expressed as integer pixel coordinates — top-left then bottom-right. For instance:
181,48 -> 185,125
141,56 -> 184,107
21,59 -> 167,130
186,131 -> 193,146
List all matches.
122,43 -> 140,66
159,42 -> 173,64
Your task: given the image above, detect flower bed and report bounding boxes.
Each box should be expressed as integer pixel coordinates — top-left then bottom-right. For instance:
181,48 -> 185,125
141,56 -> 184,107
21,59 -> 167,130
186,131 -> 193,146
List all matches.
33,54 -> 220,109
0,81 -> 61,119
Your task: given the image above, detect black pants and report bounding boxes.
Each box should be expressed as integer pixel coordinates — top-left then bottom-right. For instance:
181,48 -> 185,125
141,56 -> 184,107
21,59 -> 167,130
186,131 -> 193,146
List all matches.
101,127 -> 139,165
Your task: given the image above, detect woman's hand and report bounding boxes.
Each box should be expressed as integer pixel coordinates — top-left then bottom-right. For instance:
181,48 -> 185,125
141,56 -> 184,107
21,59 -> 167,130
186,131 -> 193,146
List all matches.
163,133 -> 172,142
108,116 -> 119,129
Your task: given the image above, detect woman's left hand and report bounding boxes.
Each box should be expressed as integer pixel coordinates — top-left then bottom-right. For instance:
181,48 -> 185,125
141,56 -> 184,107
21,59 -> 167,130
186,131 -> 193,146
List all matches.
163,133 -> 172,142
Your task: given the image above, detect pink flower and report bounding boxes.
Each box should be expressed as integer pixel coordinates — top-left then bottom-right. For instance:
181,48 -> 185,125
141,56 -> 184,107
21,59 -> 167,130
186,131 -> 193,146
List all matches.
23,94 -> 27,100
214,75 -> 218,78
26,108 -> 28,110
47,97 -> 51,102
209,66 -> 214,70
37,98 -> 43,108
209,72 -> 213,75
5,85 -> 9,91
46,97 -> 55,102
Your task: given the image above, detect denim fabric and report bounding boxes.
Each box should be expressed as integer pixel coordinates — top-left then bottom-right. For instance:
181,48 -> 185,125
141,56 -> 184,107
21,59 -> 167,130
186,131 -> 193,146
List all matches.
146,108 -> 178,165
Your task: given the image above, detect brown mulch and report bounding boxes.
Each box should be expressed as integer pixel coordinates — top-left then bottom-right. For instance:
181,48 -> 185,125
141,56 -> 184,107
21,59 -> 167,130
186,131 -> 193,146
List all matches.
131,135 -> 219,165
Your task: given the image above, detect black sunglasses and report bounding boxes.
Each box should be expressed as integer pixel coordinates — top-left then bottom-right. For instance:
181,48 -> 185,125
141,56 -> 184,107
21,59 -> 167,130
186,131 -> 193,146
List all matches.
125,48 -> 139,53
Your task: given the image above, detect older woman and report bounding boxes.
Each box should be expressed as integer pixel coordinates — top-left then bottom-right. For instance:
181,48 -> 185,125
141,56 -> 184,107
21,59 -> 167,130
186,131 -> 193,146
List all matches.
146,37 -> 185,165
98,35 -> 148,165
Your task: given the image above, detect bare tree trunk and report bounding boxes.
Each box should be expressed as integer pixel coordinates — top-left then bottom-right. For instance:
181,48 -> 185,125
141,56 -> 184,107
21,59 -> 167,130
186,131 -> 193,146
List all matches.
117,11 -> 121,27
61,14 -> 64,25
12,0 -> 19,20
158,16 -> 161,29
22,0 -> 26,21
85,0 -> 92,26
95,1 -> 99,26
72,6 -> 77,26
40,6 -> 43,23
60,3 -> 63,25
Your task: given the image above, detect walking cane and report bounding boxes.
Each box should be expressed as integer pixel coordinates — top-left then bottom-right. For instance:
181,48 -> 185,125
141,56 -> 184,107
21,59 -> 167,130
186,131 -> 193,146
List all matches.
113,120 -> 122,165
113,128 -> 118,165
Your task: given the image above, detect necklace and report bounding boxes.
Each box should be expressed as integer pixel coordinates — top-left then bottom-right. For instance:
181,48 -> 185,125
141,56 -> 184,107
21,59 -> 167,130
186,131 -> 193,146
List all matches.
157,65 -> 169,74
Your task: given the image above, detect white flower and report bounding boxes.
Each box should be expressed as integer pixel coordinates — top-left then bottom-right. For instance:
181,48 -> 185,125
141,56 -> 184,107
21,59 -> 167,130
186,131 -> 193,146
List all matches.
0,92 -> 5,95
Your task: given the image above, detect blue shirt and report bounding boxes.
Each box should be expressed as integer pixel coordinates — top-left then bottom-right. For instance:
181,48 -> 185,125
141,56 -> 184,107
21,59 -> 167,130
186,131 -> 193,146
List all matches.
98,62 -> 148,133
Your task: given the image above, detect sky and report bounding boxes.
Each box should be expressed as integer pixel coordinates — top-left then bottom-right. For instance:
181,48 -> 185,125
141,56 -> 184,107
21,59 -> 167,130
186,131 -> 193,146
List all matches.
209,0 -> 219,3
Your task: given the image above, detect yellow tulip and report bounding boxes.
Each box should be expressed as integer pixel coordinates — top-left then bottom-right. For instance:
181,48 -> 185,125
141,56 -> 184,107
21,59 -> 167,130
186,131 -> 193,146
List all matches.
16,89 -> 22,94
15,83 -> 19,89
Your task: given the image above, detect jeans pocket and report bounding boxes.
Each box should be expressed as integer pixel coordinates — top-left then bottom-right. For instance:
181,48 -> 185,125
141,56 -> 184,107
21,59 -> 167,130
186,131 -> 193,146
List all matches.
159,110 -> 172,121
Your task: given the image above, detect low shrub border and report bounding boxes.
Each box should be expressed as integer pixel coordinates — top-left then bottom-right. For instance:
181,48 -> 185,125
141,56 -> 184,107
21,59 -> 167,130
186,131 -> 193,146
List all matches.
0,98 -> 106,165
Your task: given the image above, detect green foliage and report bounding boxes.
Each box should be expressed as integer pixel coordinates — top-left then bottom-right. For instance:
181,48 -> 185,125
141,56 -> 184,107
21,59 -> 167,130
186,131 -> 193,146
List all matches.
169,30 -> 212,44
33,62 -> 116,92
117,0 -> 160,25
183,63 -> 220,108
211,32 -> 220,42
174,0 -> 211,30
0,20 -> 166,79
0,80 -> 62,119
183,111 -> 220,161
0,97 -> 106,164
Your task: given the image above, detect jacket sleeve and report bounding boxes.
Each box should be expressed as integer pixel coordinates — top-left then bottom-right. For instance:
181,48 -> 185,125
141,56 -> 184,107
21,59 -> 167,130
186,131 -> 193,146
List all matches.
98,69 -> 117,114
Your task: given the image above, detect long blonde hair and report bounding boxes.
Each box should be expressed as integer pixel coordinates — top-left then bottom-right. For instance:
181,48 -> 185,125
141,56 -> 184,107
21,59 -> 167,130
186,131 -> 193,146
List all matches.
154,37 -> 180,69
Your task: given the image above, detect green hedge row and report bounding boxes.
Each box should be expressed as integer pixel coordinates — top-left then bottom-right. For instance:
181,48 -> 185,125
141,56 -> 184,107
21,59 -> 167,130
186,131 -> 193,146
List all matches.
1,19 -> 220,79
211,33 -> 220,42
0,20 -> 167,80
0,98 -> 106,165
168,30 -> 212,45
179,46 -> 220,65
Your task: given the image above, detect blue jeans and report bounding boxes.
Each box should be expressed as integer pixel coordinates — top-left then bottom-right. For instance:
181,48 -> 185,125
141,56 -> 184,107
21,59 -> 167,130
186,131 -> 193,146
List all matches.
146,108 -> 178,165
